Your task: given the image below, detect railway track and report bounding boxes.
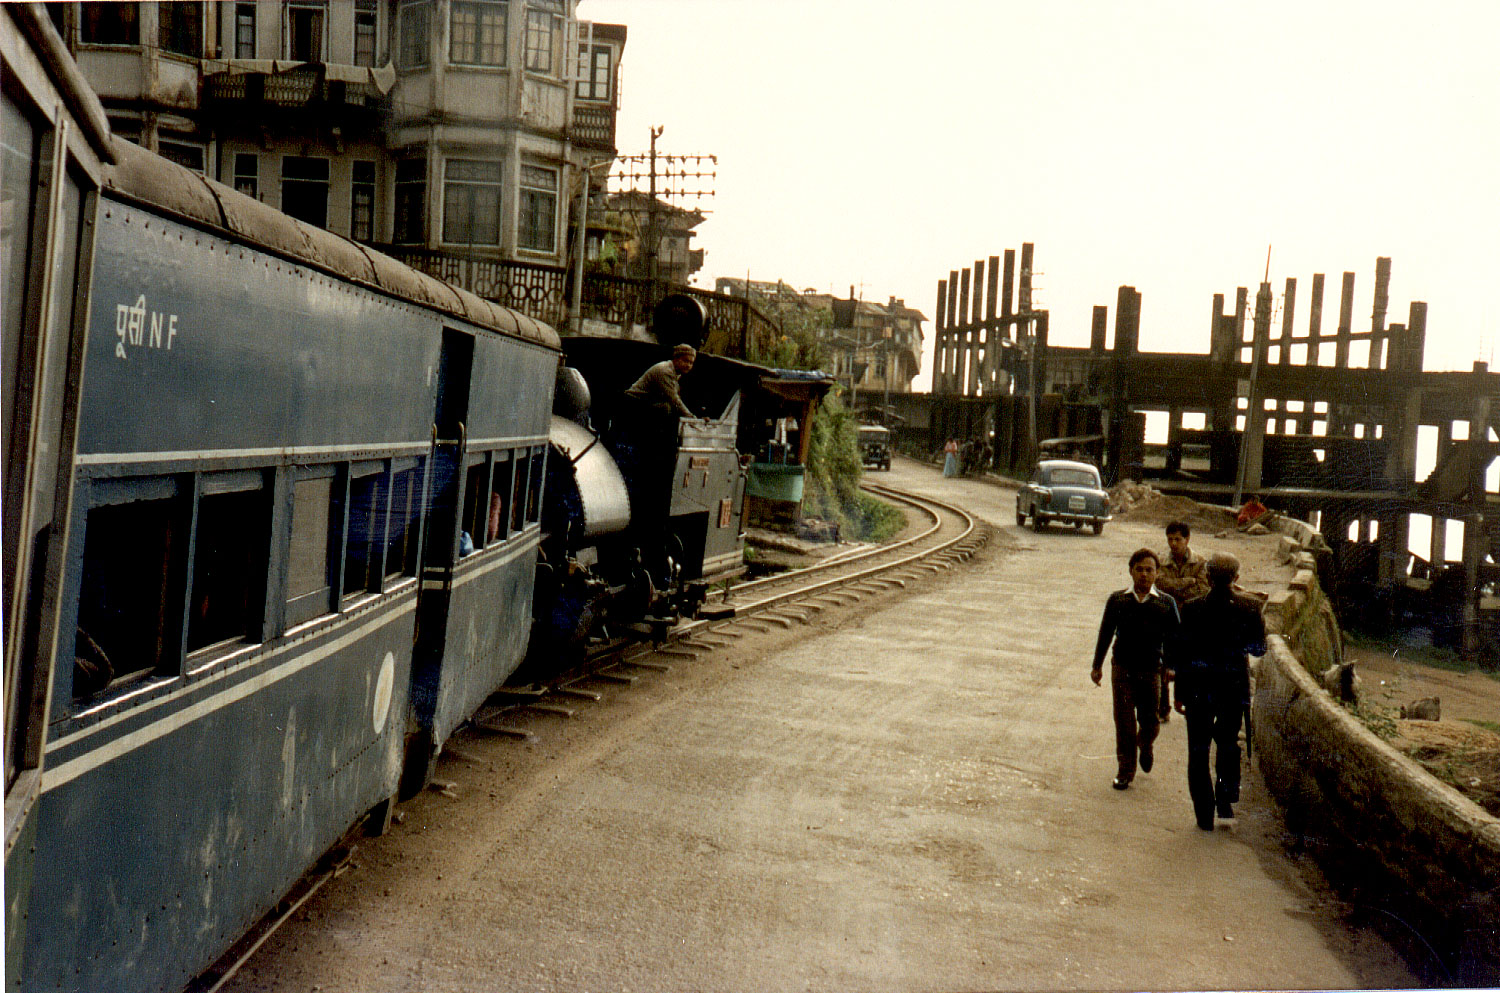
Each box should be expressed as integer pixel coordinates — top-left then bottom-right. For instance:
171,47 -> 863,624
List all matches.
502,479 -> 992,710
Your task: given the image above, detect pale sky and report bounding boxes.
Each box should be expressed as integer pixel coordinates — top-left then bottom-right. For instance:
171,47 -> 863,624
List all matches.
575,0 -> 1500,389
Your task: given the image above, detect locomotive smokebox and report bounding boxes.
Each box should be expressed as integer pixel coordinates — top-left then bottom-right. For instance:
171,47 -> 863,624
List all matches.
651,293 -> 708,350
554,365 -> 592,420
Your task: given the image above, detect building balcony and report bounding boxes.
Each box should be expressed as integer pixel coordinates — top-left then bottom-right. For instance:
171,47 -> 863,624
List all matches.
201,59 -> 392,125
571,101 -> 617,150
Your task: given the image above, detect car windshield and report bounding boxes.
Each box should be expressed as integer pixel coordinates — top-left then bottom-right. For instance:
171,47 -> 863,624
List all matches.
1047,468 -> 1098,487
859,430 -> 887,443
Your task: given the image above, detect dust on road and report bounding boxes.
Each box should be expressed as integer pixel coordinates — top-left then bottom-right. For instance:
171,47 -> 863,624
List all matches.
221,458 -> 1417,993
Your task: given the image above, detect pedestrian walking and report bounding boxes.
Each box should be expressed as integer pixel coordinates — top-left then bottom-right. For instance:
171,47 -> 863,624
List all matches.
1174,552 -> 1267,830
942,437 -> 959,477
1091,549 -> 1180,790
1154,520 -> 1210,722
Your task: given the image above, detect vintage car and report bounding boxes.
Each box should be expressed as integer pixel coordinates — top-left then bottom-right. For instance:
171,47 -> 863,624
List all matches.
1016,458 -> 1112,534
858,424 -> 892,470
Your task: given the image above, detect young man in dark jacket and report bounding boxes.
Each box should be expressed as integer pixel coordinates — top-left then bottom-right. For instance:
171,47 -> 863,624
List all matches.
1092,549 -> 1180,790
1174,552 -> 1267,829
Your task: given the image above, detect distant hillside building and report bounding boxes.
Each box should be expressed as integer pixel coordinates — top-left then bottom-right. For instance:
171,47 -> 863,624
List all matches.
715,278 -> 925,396
592,190 -> 705,285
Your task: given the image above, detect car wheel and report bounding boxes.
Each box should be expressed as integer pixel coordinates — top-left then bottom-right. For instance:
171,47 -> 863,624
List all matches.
1092,522 -> 1105,536
1032,514 -> 1047,533
1016,509 -> 1026,526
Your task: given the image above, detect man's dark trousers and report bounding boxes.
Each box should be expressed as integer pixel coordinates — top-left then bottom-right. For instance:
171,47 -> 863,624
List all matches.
1186,700 -> 1241,824
1111,665 -> 1159,783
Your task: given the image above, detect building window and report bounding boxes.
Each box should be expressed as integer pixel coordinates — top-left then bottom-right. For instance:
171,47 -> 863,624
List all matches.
79,2 -> 140,45
158,138 -> 206,174
576,44 -> 611,101
283,0 -> 326,62
523,5 -> 555,72
398,0 -> 432,69
281,156 -> 329,228
233,153 -> 259,198
442,160 -> 502,246
351,160 -> 375,242
450,0 -> 507,66
159,1 -> 202,57
393,158 -> 425,244
234,2 -> 256,57
517,164 -> 556,252
354,0 -> 378,66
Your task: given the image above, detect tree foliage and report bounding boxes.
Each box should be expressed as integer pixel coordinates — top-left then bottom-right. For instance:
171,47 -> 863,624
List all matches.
747,299 -> 828,371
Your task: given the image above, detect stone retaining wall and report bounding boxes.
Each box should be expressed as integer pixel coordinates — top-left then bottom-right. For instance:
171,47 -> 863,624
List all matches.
1254,527 -> 1500,985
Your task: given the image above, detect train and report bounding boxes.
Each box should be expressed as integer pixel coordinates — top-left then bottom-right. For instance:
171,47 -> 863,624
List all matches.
2,12 -> 758,992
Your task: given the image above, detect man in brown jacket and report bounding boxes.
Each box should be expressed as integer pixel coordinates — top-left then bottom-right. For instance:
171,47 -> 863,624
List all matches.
1154,521 -> 1209,721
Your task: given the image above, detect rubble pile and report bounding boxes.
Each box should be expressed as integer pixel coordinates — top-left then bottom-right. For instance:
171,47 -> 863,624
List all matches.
1109,480 -> 1238,530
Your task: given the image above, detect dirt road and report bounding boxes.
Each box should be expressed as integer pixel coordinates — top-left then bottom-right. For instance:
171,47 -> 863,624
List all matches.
221,458 -> 1416,992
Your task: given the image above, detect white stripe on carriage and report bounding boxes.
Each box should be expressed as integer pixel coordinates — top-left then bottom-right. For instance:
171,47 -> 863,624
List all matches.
75,440 -> 436,466
42,536 -> 537,775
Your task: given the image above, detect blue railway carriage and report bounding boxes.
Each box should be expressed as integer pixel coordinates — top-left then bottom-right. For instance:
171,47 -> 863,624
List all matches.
11,135 -> 558,990
3,4 -> 115,987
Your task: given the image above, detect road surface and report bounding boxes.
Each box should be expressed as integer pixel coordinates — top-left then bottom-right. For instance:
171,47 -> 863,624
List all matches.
221,458 -> 1416,992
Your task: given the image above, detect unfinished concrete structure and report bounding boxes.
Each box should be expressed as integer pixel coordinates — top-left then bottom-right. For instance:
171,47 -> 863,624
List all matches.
920,252 -> 1499,657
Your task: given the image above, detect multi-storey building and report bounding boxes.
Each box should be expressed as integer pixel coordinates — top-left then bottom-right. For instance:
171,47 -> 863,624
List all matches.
60,1 -> 624,290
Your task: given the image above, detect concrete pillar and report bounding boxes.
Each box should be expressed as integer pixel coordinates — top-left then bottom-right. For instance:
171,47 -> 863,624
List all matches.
1236,282 -> 1273,504
983,255 -> 1000,393
1462,371 -> 1491,656
1336,271 -> 1355,369
1019,243 -> 1034,314
934,279 -> 947,394
1279,276 -> 1297,366
1371,256 -> 1391,369
1431,419 -> 1453,570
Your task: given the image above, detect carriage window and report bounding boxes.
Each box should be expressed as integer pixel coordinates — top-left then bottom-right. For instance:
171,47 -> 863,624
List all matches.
75,494 -> 184,697
188,482 -> 268,652
526,449 -> 545,523
461,456 -> 490,551
286,475 -> 334,626
344,468 -> 384,597
384,462 -> 421,579
488,455 -> 511,542
510,452 -> 528,532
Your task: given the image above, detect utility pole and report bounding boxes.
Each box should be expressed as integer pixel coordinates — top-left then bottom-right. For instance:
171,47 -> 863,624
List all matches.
611,127 -> 716,287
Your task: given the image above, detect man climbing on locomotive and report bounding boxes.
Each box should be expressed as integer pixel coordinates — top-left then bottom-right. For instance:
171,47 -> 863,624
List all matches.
625,343 -> 699,419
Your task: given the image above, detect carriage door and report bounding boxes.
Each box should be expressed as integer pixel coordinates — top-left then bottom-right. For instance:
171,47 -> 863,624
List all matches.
409,330 -> 473,747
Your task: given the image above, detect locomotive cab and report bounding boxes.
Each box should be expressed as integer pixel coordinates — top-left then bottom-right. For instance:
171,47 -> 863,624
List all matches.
528,340 -> 753,666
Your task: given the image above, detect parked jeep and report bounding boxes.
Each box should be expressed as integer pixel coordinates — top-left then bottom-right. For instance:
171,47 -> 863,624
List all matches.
858,425 -> 892,471
1016,459 -> 1111,534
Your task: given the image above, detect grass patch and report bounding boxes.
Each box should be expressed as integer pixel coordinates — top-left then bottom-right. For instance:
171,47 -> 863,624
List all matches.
1463,717 -> 1500,735
850,492 -> 907,543
1344,629 -> 1499,678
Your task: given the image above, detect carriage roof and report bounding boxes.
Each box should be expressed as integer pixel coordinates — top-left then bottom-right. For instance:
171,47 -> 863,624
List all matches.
100,137 -> 560,351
